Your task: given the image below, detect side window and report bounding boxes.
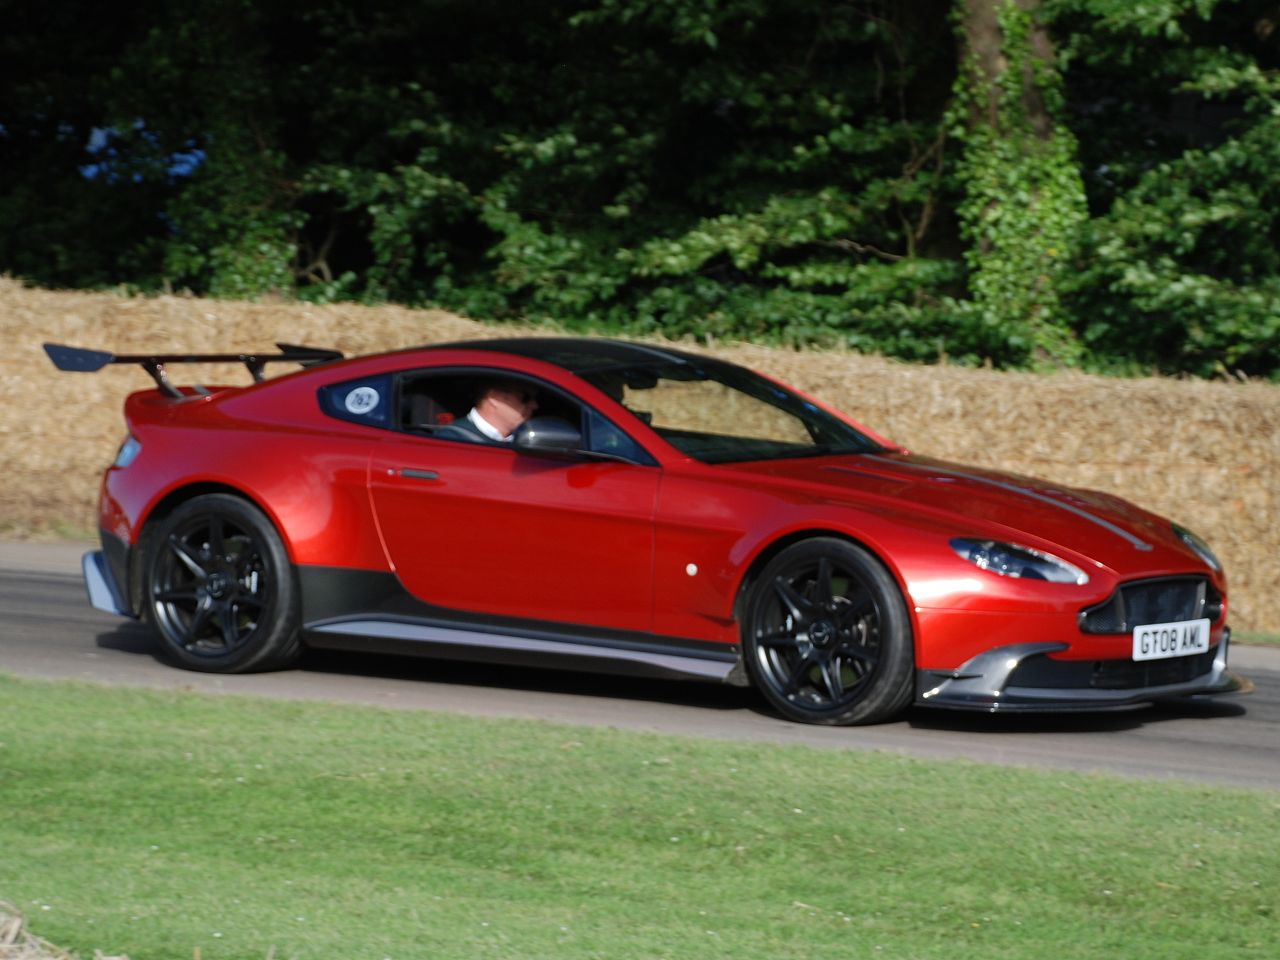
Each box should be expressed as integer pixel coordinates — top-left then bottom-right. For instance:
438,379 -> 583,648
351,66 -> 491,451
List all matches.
399,374 -> 470,434
397,368 -> 655,464
318,375 -> 393,428
398,370 -> 584,441
585,409 -> 650,463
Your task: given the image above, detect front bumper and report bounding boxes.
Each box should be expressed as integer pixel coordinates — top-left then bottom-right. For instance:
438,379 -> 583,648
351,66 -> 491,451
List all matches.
916,633 -> 1248,712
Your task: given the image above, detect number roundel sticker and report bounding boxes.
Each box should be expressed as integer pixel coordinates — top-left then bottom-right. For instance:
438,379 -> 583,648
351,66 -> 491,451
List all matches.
344,386 -> 381,415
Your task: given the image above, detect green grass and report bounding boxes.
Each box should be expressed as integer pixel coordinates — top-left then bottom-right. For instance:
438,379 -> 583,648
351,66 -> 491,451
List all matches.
1236,629 -> 1280,647
0,521 -> 96,541
1,676 -> 1276,960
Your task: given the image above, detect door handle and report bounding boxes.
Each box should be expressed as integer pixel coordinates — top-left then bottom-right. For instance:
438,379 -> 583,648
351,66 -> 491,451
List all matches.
399,468 -> 440,481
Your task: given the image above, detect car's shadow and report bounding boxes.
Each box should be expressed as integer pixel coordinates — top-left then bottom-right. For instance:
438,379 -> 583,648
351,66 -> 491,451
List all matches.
299,646 -> 759,714
95,625 -> 1249,731
95,626 -> 756,714
94,621 -> 160,655
905,694 -> 1246,735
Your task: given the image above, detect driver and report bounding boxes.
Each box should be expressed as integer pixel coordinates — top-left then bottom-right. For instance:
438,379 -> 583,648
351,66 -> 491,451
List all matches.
449,379 -> 539,442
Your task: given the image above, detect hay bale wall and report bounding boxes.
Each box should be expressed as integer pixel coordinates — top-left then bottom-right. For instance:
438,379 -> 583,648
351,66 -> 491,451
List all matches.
3,277 -> 1275,632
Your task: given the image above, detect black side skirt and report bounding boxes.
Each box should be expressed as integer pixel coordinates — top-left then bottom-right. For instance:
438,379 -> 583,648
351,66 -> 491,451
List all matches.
298,566 -> 744,685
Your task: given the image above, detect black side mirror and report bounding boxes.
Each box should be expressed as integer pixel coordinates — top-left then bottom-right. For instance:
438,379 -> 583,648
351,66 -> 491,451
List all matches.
512,417 -> 582,454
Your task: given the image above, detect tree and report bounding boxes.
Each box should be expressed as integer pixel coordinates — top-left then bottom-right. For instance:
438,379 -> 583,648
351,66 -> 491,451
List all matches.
1,0 -> 1277,376
0,0 -> 172,287
951,0 -> 1088,366
1048,0 -> 1280,377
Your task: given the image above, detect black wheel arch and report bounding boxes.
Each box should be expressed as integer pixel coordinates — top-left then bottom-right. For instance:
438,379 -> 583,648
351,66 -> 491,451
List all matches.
139,488 -> 303,672
128,482 -> 284,617
732,528 -> 917,654
737,532 -> 918,724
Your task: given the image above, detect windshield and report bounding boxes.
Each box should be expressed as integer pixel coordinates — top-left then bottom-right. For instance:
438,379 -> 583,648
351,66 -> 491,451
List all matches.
581,358 -> 882,464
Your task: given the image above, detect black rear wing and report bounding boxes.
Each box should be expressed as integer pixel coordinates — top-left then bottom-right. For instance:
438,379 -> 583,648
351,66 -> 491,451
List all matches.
43,342 -> 343,398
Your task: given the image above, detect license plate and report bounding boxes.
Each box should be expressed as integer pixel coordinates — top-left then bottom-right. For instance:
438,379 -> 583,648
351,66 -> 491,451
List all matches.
1132,618 -> 1210,662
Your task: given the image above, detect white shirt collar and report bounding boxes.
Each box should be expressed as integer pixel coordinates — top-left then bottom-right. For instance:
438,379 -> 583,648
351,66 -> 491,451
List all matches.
467,407 -> 511,442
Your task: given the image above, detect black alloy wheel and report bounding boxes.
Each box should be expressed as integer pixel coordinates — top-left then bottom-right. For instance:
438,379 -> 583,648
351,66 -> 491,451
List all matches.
742,538 -> 914,725
145,494 -> 301,673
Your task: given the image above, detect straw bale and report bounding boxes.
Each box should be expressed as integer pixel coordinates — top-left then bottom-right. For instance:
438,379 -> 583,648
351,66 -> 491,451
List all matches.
3,276 -> 1277,631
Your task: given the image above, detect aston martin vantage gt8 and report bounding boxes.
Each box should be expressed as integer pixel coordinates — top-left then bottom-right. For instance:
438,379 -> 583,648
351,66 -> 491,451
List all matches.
45,337 -> 1245,725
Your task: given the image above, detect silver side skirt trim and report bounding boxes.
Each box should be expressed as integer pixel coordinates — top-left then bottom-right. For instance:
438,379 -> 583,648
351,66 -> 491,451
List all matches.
309,618 -> 738,682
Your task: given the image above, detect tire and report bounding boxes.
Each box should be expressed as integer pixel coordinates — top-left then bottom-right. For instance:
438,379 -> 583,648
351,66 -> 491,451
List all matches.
143,493 -> 301,673
742,538 -> 914,725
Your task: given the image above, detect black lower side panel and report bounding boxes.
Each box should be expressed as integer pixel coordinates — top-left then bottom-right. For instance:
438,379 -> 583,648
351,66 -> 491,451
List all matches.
298,565 -> 744,685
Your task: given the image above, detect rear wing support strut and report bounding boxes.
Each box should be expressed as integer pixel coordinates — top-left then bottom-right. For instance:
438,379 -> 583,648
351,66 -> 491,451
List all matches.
43,343 -> 344,398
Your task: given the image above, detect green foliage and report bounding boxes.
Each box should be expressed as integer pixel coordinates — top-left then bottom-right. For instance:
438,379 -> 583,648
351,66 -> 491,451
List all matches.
0,1 -> 172,287
2,0 -> 1279,376
950,1 -> 1089,368
419,0 -> 969,359
161,146 -> 301,298
1044,0 -> 1224,39
1065,114 -> 1280,377
1047,0 -> 1280,377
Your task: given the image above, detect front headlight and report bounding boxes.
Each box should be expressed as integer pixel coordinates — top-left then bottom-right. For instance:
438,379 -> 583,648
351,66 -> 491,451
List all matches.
950,538 -> 1089,585
1173,524 -> 1221,572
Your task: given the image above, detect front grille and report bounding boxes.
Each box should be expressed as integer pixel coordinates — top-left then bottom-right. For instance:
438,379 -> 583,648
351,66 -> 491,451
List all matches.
1079,577 -> 1221,635
1007,648 -> 1217,691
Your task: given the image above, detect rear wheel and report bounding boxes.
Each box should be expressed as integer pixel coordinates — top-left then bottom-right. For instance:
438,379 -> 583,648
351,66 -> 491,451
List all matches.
144,494 -> 301,672
742,538 -> 914,725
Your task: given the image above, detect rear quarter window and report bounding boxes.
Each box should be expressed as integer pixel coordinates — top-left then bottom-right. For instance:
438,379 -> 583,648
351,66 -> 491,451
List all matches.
318,375 -> 393,428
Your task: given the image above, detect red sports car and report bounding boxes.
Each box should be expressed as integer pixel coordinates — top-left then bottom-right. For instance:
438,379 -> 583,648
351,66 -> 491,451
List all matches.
46,337 -> 1246,724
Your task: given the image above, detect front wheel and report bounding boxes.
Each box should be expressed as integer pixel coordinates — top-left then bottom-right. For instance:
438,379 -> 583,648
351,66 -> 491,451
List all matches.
144,494 -> 301,673
742,538 -> 914,725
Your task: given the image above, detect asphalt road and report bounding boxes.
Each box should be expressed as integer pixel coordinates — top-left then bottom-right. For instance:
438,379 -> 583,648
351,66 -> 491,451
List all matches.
3,541 -> 1278,790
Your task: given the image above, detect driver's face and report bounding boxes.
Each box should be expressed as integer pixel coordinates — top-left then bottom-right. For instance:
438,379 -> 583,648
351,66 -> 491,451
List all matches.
496,386 -> 538,416
484,384 -> 539,436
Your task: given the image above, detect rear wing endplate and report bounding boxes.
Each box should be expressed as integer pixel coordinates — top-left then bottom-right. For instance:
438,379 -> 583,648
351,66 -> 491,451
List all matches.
43,342 -> 343,398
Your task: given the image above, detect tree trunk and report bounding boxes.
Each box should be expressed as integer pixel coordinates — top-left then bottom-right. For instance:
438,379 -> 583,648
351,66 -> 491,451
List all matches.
961,0 -> 1055,138
953,0 -> 1087,366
